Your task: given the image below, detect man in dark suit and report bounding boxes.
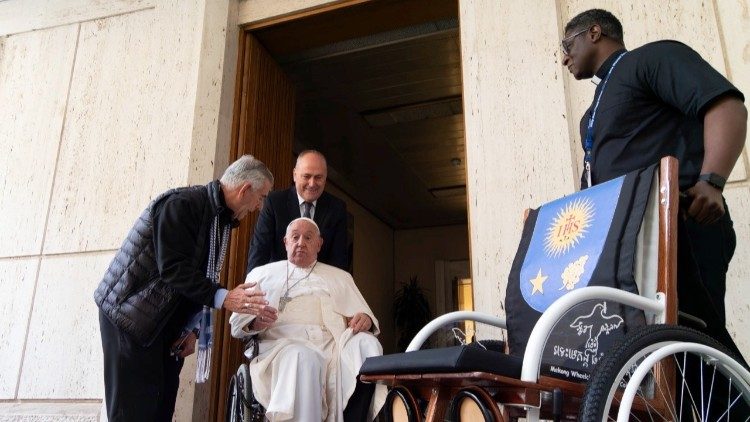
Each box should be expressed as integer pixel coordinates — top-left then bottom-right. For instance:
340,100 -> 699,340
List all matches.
246,150 -> 349,273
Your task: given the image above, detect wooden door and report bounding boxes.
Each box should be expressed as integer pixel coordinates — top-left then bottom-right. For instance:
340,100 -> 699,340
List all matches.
208,32 -> 295,421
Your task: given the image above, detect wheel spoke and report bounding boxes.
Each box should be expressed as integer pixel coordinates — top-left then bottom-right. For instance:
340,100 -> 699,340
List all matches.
648,359 -> 676,421
675,351 -> 705,420
704,360 -> 717,420
714,387 -> 746,421
579,325 -> 750,422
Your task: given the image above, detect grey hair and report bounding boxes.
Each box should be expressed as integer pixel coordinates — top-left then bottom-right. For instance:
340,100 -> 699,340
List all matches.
565,9 -> 624,45
220,154 -> 274,190
285,217 -> 321,237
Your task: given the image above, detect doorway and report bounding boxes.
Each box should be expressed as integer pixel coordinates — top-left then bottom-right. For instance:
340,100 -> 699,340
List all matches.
212,0 -> 470,418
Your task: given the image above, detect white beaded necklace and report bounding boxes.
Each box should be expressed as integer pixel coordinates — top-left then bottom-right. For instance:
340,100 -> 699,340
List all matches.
279,260 -> 317,312
196,215 -> 231,384
206,215 -> 231,283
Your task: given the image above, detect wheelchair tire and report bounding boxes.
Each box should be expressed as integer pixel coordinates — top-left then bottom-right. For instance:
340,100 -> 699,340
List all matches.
579,324 -> 750,421
226,363 -> 264,422
445,388 -> 498,421
383,386 -> 421,422
226,372 -> 242,422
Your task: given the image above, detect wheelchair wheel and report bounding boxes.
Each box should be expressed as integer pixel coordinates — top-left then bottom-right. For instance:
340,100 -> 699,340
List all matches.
383,386 -> 421,422
226,373 -> 242,422
579,324 -> 750,421
226,363 -> 264,422
445,388 -> 499,421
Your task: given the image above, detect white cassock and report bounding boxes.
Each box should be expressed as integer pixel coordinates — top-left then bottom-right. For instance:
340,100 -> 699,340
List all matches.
229,260 -> 386,422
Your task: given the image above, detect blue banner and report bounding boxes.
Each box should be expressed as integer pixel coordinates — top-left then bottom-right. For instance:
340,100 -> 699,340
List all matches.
520,176 -> 625,312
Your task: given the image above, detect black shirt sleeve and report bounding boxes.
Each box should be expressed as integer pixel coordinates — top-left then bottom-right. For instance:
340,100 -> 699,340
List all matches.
636,41 -> 744,118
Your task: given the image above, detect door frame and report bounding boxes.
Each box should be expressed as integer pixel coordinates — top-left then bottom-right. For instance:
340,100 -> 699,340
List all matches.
209,0 -> 464,417
207,30 -> 297,421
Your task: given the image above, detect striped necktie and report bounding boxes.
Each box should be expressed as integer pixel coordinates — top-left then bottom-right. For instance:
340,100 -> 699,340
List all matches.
303,201 -> 312,218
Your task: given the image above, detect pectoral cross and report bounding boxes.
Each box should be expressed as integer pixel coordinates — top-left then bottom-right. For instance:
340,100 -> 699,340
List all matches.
279,295 -> 292,312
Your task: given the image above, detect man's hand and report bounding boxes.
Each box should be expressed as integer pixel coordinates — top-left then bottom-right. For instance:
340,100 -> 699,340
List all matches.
171,331 -> 197,358
686,181 -> 725,225
347,313 -> 372,334
223,281 -> 268,314
251,306 -> 279,331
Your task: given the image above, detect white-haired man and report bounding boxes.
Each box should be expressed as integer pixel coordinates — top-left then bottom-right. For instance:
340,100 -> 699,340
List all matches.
230,217 -> 385,421
95,154 -> 274,421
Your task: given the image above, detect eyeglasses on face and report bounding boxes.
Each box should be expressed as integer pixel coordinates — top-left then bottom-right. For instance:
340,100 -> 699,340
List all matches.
560,26 -> 590,55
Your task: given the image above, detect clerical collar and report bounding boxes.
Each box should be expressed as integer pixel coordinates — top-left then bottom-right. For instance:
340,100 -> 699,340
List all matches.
296,193 -> 318,207
594,48 -> 628,82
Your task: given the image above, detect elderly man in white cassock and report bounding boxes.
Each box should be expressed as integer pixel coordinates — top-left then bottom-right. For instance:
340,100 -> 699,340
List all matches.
229,217 -> 386,421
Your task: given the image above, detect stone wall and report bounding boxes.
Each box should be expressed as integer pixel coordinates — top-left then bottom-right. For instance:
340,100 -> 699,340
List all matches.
0,0 -> 236,419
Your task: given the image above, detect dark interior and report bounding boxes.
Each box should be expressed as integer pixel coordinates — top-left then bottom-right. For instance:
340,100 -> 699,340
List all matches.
253,0 -> 466,229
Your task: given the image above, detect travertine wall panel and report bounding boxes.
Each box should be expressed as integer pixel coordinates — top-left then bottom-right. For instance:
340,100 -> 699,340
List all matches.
43,3 -> 202,254
17,253 -> 112,398
0,0 -> 155,37
724,186 -> 750,361
0,402 -> 101,421
175,355 -> 199,421
0,0 -> 238,417
189,0 -> 237,184
183,2 -> 238,417
715,0 -> 750,183
460,0 -> 575,326
0,258 -> 38,398
728,154 -> 748,183
0,25 -> 77,257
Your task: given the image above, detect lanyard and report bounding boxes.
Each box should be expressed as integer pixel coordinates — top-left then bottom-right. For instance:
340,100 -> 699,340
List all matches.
583,51 -> 627,188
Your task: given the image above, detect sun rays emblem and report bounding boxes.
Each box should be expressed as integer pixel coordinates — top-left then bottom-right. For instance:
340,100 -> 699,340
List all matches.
544,198 -> 594,257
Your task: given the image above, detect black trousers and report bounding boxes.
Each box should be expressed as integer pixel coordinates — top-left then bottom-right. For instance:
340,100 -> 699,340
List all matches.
676,206 -> 749,417
343,380 -> 377,422
99,310 -> 184,422
677,206 -> 739,358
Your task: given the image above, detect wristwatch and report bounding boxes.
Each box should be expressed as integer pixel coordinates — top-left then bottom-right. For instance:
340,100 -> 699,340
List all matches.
698,173 -> 726,191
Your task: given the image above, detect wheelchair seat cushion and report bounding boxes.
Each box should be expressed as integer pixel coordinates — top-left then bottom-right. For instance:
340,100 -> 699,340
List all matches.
359,345 -> 522,378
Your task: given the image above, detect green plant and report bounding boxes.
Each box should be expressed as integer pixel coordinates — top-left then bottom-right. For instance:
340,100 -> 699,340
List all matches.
393,276 -> 432,352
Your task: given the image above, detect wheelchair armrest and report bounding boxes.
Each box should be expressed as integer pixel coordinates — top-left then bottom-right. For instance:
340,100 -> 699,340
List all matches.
406,310 -> 507,352
242,334 -> 260,360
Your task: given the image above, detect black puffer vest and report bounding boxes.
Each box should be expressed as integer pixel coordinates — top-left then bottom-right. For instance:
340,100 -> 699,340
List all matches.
94,182 -> 222,346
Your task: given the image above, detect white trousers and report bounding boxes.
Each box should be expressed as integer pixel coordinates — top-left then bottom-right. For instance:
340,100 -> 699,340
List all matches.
256,331 -> 382,422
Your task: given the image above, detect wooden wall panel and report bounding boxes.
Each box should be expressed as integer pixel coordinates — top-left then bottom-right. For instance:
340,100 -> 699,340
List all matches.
209,32 -> 296,421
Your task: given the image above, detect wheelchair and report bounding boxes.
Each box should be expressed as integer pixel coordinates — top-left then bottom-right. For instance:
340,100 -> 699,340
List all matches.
225,337 -> 266,422
359,157 -> 750,421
